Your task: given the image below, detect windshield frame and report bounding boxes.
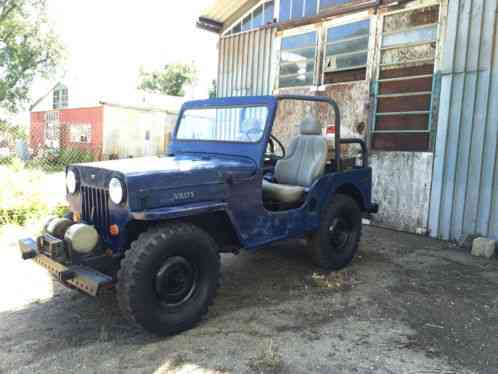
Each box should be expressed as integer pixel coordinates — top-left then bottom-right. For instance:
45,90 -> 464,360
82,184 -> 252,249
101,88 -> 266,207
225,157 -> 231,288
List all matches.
174,104 -> 270,145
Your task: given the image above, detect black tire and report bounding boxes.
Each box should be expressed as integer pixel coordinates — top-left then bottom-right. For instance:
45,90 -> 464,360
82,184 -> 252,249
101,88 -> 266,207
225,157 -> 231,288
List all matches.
310,194 -> 362,270
117,223 -> 220,336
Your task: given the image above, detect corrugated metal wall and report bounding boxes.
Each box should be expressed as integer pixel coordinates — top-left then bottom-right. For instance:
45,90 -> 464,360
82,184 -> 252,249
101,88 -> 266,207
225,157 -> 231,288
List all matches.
218,27 -> 276,97
429,0 -> 498,241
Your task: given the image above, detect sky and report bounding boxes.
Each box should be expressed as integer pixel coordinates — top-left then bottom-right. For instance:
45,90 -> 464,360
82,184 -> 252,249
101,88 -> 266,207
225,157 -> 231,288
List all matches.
32,0 -> 219,105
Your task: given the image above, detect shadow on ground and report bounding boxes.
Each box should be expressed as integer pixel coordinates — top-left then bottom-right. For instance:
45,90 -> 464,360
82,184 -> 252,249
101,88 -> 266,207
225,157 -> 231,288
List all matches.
0,226 -> 497,374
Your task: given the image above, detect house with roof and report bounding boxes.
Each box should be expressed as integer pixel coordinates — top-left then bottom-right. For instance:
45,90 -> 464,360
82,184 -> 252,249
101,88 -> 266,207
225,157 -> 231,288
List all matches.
29,83 -> 182,160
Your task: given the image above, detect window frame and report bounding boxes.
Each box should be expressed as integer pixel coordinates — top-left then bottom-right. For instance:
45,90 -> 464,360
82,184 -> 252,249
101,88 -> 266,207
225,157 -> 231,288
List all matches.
278,0 -> 319,23
53,86 -> 68,110
370,3 -> 440,152
278,26 -> 320,89
223,0 -> 276,37
69,123 -> 92,144
321,14 -> 372,85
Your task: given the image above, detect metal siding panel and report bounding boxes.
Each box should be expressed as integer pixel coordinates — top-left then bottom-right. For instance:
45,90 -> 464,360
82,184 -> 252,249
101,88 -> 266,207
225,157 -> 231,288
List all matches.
431,0 -> 498,241
257,29 -> 265,95
264,29 -> 274,94
212,27 -> 276,96
439,74 -> 465,239
444,0 -> 472,239
462,0 -> 492,237
428,0 -> 461,238
221,38 -> 228,96
252,30 -> 261,95
452,72 -> 478,240
243,31 -> 251,95
478,13 -> 498,237
429,75 -> 453,237
228,36 -> 235,96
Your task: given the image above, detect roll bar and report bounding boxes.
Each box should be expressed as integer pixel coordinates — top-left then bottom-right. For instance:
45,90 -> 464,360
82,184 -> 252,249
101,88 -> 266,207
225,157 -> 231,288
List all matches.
276,95 -> 368,171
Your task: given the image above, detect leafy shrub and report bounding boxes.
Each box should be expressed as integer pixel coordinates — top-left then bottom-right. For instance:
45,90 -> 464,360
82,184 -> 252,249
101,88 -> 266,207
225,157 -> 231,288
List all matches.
0,156 -> 13,165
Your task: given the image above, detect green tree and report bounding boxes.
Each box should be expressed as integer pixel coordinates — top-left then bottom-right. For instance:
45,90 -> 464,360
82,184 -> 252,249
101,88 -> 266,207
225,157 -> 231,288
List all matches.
0,0 -> 63,113
138,63 -> 196,97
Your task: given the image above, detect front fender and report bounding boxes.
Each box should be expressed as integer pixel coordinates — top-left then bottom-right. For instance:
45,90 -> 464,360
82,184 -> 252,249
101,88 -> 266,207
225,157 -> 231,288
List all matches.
130,201 -> 228,221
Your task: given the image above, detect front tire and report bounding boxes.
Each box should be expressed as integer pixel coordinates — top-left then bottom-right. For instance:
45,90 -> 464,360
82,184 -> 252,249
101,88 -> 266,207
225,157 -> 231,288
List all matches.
117,223 -> 220,336
310,194 -> 362,270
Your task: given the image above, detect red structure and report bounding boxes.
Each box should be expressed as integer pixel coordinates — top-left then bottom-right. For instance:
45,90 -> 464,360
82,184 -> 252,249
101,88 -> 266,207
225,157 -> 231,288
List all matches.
30,106 -> 104,160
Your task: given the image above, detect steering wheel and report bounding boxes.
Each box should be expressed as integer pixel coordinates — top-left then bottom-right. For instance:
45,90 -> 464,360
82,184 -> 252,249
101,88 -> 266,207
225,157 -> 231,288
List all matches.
266,134 -> 286,161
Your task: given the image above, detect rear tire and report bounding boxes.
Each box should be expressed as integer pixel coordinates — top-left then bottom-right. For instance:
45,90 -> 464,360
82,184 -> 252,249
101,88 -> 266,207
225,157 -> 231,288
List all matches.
310,194 -> 362,270
117,223 -> 220,336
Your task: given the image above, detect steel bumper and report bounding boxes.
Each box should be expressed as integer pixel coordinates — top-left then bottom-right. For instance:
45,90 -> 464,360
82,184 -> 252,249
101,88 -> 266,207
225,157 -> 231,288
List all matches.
18,238 -> 113,297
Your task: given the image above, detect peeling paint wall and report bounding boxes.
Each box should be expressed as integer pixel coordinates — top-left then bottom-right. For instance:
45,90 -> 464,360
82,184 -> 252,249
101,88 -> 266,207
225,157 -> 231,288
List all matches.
371,152 -> 433,232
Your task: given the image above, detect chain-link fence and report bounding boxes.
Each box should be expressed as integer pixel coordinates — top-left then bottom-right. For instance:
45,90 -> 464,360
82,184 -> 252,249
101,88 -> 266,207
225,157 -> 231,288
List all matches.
1,107 -> 178,172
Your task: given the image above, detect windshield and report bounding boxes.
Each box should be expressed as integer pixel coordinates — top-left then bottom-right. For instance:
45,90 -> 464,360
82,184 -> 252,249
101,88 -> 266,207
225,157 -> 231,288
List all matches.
176,106 -> 269,143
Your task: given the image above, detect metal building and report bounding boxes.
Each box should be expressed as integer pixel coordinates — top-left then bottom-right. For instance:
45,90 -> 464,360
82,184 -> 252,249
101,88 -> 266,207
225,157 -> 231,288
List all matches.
198,0 -> 498,242
429,0 -> 498,241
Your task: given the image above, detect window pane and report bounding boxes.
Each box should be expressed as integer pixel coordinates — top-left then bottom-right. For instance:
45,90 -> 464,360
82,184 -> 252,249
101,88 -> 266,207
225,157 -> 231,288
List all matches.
319,0 -> 352,10
280,0 -> 291,22
325,52 -> 367,71
232,23 -> 241,34
292,0 -> 304,19
279,73 -> 314,88
241,15 -> 252,31
327,20 -> 370,42
281,32 -> 316,49
264,1 -> 274,23
281,48 -> 316,62
280,60 -> 315,76
305,0 -> 318,17
280,31 -> 317,87
327,36 -> 369,56
253,5 -> 264,28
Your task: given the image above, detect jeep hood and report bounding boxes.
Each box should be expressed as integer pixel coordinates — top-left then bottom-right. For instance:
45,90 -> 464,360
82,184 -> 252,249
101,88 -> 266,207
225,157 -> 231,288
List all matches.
74,154 -> 257,211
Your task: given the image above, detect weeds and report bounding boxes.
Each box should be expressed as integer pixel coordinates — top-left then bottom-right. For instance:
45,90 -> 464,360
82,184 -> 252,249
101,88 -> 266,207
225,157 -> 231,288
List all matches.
0,161 -> 67,227
249,339 -> 284,374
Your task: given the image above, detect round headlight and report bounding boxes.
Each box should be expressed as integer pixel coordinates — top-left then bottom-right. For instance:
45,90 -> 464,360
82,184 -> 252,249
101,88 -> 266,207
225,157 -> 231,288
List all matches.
109,178 -> 125,204
66,170 -> 78,194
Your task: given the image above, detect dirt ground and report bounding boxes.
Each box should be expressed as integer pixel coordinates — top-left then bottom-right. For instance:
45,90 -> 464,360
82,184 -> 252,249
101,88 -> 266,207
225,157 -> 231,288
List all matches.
0,225 -> 497,374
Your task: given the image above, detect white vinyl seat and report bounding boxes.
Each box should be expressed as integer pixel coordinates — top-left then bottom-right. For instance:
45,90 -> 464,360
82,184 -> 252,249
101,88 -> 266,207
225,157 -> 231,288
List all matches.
263,117 -> 328,204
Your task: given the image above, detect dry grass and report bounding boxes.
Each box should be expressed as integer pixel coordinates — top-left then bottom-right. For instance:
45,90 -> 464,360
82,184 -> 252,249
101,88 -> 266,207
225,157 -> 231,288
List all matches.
310,270 -> 354,289
248,339 -> 284,374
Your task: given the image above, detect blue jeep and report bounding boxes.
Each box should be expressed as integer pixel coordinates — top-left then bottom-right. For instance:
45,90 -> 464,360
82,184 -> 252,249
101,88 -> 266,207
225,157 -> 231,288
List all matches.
19,95 -> 378,335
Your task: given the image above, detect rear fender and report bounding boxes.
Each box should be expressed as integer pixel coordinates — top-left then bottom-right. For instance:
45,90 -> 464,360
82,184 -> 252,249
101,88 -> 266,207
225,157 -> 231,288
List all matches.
309,168 -> 373,215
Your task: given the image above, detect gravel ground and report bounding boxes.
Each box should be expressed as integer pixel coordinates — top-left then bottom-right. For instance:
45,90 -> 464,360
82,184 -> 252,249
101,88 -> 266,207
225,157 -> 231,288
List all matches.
0,225 -> 497,374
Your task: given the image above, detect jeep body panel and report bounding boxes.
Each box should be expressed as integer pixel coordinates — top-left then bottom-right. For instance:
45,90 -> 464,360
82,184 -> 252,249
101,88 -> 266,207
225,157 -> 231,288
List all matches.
64,95 -> 374,253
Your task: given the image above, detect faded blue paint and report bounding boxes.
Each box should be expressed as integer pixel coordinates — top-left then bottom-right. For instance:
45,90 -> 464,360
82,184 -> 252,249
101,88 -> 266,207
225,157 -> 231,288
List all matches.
66,95 -> 376,257
429,0 -> 498,241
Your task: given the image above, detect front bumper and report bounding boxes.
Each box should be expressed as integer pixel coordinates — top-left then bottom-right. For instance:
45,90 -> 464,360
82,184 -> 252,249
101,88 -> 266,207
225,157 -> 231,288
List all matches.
18,238 -> 113,296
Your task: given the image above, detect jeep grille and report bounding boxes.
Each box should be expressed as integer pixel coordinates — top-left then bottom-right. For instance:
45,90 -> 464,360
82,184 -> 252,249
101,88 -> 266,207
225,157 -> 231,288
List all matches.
81,186 -> 110,240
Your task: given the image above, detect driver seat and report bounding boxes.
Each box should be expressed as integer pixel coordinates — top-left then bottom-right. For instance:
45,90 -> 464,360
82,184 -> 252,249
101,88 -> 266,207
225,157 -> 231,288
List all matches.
263,117 -> 328,204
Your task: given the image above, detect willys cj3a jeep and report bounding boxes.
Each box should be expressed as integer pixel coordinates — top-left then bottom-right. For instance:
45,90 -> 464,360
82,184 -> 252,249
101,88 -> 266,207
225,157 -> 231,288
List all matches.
19,95 -> 378,336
